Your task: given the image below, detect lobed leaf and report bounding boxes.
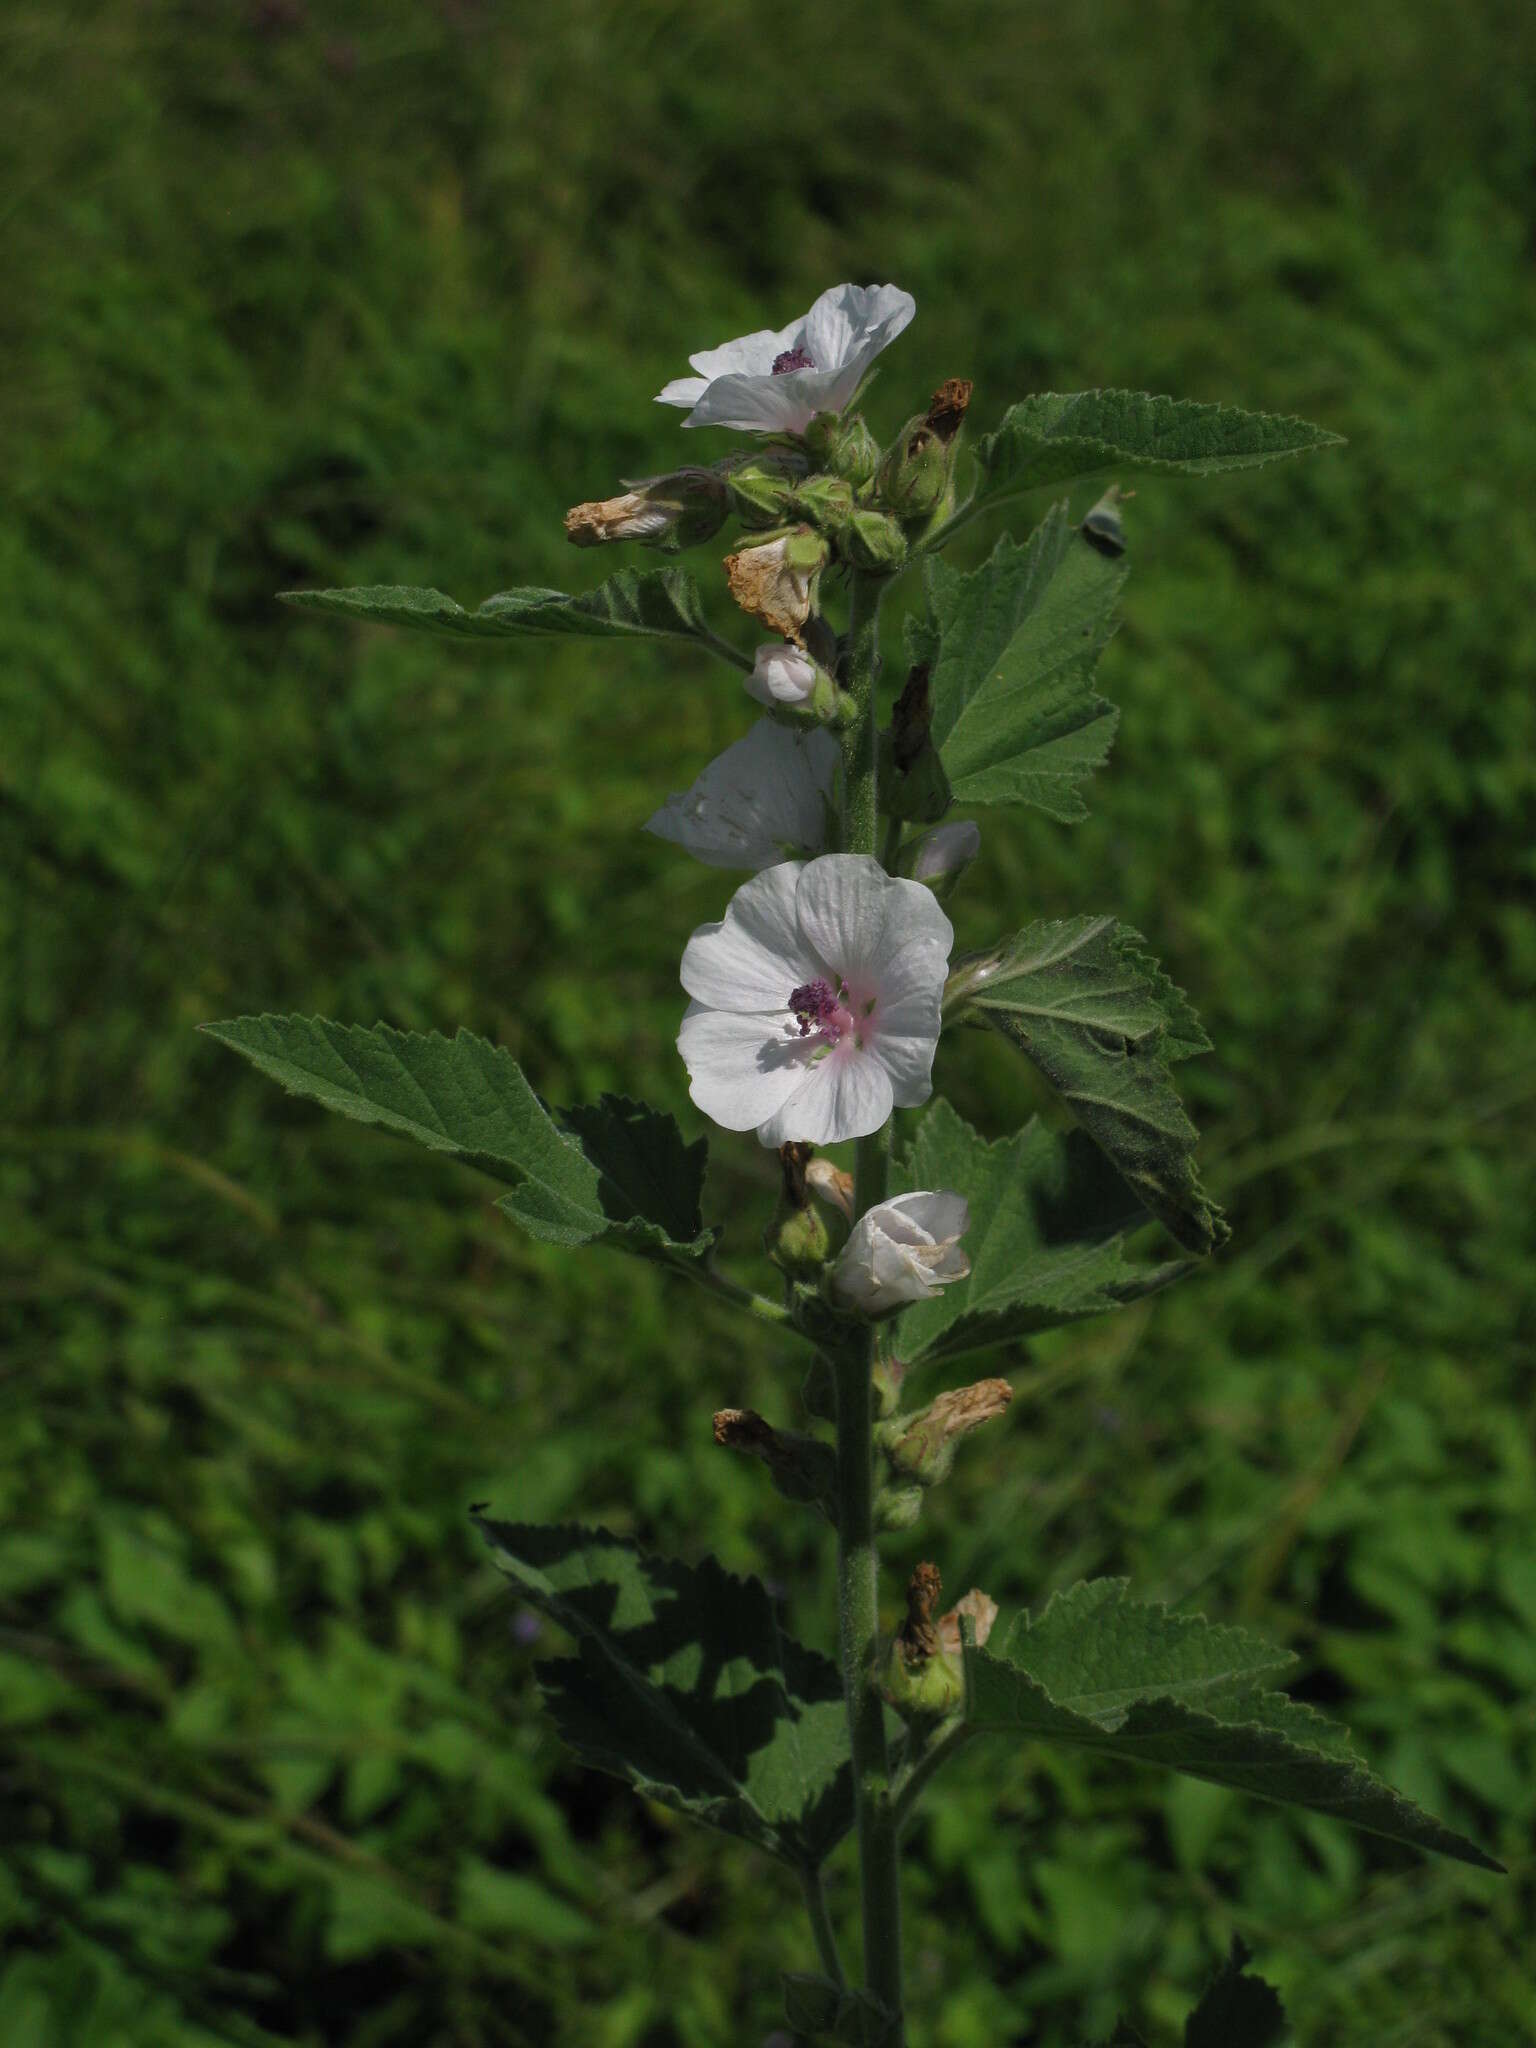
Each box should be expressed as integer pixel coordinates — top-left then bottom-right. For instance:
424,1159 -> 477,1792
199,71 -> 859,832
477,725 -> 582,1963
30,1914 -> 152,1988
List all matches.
475,1521 -> 853,1869
954,917 -> 1225,1254
279,565 -> 710,642
974,389 -> 1343,503
965,1580 -> 1501,1871
891,1099 -> 1191,1363
200,1015 -> 716,1261
909,505 -> 1125,819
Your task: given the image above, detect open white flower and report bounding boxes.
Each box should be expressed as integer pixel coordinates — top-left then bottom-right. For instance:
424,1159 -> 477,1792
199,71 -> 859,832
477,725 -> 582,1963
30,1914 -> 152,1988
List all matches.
645,720 -> 838,870
744,641 -> 818,708
657,283 -> 917,435
830,1191 -> 971,1312
677,855 -> 952,1146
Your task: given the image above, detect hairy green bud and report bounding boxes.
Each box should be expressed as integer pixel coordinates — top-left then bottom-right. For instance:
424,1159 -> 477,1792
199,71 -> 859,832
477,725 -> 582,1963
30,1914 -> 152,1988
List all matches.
806,410 -> 882,490
791,472 -> 856,531
838,507 -> 908,574
725,457 -> 799,529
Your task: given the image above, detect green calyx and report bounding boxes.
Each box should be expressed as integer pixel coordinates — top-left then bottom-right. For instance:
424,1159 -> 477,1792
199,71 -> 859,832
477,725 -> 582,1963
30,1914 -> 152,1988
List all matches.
804,410 -> 882,490
726,455 -> 804,529
837,507 -> 908,574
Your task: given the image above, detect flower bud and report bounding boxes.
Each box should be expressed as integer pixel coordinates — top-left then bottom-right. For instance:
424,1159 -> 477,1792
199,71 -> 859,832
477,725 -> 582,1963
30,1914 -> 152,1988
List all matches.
882,1562 -> 963,1723
765,1139 -> 831,1279
837,507 -> 908,574
744,641 -> 819,708
565,466 -> 728,552
804,1155 -> 854,1220
725,457 -> 800,530
874,1483 -> 925,1533
830,1192 -> 970,1315
877,417 -> 950,524
1080,482 -> 1132,558
791,473 -> 856,531
723,527 -> 828,644
804,410 -> 882,489
906,819 -> 981,898
880,1377 -> 1012,1489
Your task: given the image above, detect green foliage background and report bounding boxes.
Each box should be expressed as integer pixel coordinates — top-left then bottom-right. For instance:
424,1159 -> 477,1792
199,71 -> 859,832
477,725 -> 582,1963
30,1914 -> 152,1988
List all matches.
2,2 -> 1531,2041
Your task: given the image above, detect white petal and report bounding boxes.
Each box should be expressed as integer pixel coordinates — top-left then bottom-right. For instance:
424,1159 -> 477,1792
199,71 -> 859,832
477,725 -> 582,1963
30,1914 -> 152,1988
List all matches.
678,1002 -> 814,1131
755,1044 -> 892,1146
745,643 -> 818,706
793,855 -> 894,981
686,320 -> 802,382
876,1029 -> 941,1109
875,878 -> 955,960
655,375 -> 708,409
680,860 -> 819,1009
684,372 -> 821,434
912,820 -> 981,880
802,283 -> 916,372
884,1191 -> 970,1244
646,722 -> 837,872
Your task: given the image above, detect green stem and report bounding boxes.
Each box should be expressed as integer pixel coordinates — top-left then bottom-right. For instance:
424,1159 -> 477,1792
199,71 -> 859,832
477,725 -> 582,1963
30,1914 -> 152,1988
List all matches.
839,571 -> 884,856
832,1338 -> 903,2029
829,567 -> 904,2034
696,621 -> 754,673
671,1255 -> 800,1331
892,1716 -> 975,1835
799,1864 -> 847,1988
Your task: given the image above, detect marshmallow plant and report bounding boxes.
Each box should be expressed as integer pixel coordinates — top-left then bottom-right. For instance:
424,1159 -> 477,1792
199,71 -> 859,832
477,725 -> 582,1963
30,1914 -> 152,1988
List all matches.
208,287 -> 1498,2043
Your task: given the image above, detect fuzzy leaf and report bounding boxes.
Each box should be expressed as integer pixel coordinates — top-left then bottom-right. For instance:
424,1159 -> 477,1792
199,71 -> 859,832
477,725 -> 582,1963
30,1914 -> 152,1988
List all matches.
909,506 -> 1124,818
280,565 -> 709,642
891,1099 -> 1191,1363
475,1521 -> 853,1868
954,917 -> 1225,1254
200,1016 -> 716,1261
974,389 -> 1343,502
965,1581 -> 1502,1871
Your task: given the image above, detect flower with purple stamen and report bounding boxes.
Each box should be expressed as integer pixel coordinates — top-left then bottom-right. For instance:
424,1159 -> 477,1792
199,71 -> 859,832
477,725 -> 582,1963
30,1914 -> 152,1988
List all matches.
656,283 -> 916,434
677,854 -> 952,1147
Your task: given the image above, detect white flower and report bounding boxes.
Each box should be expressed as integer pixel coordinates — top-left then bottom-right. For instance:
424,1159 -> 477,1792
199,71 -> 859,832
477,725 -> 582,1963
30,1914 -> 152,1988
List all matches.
744,642 -> 818,708
830,1191 -> 971,1312
657,283 -> 917,435
677,855 -> 953,1146
645,720 -> 838,870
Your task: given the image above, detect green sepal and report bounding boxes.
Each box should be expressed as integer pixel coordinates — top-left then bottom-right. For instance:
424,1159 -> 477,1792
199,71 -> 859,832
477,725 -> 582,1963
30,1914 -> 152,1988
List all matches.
200,1016 -> 718,1263
475,1520 -> 855,1868
838,507 -> 909,573
279,565 -> 714,644
971,388 -> 1343,506
963,1580 -> 1502,1871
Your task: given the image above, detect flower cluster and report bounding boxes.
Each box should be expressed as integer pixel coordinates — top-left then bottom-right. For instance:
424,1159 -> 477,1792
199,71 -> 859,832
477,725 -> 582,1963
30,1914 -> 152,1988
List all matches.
575,283 -> 981,1315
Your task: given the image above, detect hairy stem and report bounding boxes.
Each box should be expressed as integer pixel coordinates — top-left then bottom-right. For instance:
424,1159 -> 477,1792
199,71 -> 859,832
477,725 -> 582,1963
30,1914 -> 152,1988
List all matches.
672,1255 -> 800,1330
800,1864 -> 847,1988
892,1715 -> 975,1834
830,568 -> 904,2032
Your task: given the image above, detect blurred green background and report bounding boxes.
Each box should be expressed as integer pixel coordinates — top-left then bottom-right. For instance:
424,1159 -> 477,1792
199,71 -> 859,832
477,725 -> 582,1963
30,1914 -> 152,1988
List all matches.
3,1 -> 1533,2042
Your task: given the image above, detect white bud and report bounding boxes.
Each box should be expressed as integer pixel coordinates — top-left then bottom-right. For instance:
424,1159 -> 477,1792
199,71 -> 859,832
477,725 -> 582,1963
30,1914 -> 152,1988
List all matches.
744,641 -> 819,708
830,1191 -> 970,1313
911,820 -> 980,883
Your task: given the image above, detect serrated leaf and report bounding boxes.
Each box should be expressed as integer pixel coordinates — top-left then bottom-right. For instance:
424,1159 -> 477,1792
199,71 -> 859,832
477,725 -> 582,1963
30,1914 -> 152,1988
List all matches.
891,1100 -> 1191,1363
1184,1936 -> 1287,2048
279,564 -> 709,642
965,1581 -> 1501,1871
911,506 -> 1124,818
475,1521 -> 853,1868
974,389 -> 1343,503
955,917 -> 1225,1254
200,1016 -> 716,1261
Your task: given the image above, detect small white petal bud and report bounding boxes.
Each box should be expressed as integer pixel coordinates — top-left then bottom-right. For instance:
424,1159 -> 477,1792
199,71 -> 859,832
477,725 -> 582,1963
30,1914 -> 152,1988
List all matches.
830,1190 -> 970,1314
910,820 -> 981,885
744,642 -> 819,708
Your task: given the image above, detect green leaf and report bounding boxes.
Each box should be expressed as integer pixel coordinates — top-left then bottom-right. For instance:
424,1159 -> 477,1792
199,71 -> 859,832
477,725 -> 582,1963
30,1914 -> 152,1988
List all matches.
200,1016 -> 716,1261
953,917 -> 1226,1254
891,1099 -> 1191,1363
1183,1936 -> 1287,2048
475,1521 -> 853,1869
279,564 -> 710,643
973,389 -> 1343,503
965,1581 -> 1502,1871
909,505 -> 1125,818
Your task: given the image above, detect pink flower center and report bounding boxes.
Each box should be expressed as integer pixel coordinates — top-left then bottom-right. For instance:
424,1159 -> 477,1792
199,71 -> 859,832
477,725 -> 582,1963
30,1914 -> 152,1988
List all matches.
772,345 -> 815,375
789,975 -> 868,1048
